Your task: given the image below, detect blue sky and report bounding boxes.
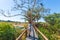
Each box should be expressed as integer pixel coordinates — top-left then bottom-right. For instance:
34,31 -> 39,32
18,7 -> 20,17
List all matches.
0,0 -> 60,22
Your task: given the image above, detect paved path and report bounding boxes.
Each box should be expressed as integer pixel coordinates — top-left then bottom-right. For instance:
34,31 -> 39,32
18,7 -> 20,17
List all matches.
26,26 -> 38,40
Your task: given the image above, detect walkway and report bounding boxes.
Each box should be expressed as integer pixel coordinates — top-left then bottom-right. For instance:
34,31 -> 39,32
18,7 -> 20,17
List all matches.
16,25 -> 48,40
26,26 -> 38,40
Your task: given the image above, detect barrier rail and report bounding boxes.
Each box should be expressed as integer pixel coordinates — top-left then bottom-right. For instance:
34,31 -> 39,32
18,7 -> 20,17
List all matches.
16,29 -> 27,40
34,26 -> 48,40
16,23 -> 48,40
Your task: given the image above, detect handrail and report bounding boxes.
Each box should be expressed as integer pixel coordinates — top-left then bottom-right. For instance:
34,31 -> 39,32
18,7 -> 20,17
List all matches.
16,24 -> 48,40
16,29 -> 27,40
34,26 -> 48,40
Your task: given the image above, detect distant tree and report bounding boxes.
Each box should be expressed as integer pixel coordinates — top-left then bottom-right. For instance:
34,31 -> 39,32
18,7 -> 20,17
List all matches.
44,13 -> 60,34
44,13 -> 60,25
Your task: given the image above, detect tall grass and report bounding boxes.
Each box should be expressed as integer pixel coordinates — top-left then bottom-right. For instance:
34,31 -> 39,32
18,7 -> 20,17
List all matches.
0,22 -> 16,40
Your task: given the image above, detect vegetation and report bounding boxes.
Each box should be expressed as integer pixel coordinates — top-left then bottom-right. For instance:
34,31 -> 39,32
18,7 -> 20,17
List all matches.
44,13 -> 60,34
38,13 -> 60,40
44,13 -> 60,25
0,0 -> 60,40
0,22 -> 22,40
0,22 -> 16,40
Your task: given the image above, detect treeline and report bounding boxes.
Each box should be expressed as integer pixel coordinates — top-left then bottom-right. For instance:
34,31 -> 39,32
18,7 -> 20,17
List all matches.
0,20 -> 21,23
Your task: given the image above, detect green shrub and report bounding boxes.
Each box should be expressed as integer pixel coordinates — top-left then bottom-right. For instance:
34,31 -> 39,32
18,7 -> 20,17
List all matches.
0,22 -> 16,40
38,24 -> 60,40
38,26 -> 51,39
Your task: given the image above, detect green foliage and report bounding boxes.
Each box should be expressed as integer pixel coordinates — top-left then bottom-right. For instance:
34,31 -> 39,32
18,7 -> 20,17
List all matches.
38,34 -> 44,40
44,13 -> 60,25
38,13 -> 60,40
38,26 -> 59,40
0,22 -> 16,40
44,13 -> 60,34
38,26 -> 52,39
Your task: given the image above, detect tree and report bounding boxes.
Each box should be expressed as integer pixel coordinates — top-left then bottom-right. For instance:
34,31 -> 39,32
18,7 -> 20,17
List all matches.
44,13 -> 60,34
0,0 -> 49,26
0,1 -> 50,39
44,13 -> 60,25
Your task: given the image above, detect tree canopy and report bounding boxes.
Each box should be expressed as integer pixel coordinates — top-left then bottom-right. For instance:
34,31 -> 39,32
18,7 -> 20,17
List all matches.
44,13 -> 60,25
0,0 -> 49,23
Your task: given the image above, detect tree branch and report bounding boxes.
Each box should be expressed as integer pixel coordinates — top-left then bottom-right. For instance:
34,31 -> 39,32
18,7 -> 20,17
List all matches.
0,10 -> 24,17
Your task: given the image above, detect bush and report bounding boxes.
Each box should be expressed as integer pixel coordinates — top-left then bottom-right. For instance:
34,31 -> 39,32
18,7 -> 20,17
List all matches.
38,24 -> 60,40
0,22 -> 16,40
38,26 -> 52,39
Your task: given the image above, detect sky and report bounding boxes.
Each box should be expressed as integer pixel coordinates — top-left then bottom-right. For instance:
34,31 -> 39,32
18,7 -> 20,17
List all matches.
0,0 -> 60,22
